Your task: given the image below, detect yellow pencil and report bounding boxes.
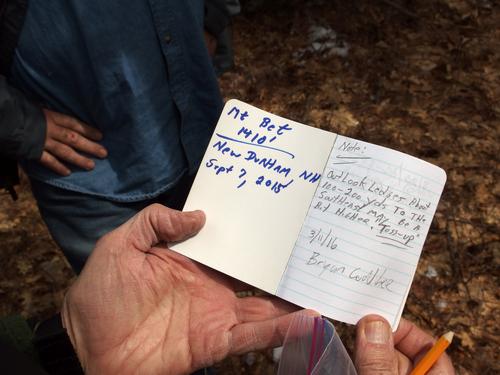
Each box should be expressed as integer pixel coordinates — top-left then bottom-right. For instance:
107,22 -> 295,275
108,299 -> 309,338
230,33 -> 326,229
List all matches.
410,331 -> 454,375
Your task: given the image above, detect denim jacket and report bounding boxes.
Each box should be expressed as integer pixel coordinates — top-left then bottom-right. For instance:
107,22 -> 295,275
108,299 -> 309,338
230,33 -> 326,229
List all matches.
3,0 -> 225,201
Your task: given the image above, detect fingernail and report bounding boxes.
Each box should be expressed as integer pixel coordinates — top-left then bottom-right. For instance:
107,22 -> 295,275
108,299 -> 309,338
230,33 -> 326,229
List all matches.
365,320 -> 390,344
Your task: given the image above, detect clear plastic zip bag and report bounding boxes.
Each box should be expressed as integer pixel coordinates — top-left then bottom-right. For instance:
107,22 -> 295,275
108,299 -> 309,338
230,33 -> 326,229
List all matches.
277,314 -> 358,375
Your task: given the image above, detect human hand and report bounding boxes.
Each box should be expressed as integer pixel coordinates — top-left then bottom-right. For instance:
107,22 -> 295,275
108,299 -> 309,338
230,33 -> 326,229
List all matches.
355,315 -> 455,375
40,109 -> 107,176
61,204 -> 306,374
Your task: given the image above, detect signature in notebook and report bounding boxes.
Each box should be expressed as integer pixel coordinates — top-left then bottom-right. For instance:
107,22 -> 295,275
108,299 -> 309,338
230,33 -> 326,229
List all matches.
306,251 -> 346,277
349,267 -> 395,292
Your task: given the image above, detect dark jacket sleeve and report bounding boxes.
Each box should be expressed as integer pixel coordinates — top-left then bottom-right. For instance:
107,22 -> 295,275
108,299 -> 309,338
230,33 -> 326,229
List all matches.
204,0 -> 231,37
0,75 -> 46,160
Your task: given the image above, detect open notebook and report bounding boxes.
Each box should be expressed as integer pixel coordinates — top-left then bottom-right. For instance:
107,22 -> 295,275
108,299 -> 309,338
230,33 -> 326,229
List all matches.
173,99 -> 446,329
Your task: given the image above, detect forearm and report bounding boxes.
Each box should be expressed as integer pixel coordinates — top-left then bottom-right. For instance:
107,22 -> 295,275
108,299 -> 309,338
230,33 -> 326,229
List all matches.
0,75 -> 46,160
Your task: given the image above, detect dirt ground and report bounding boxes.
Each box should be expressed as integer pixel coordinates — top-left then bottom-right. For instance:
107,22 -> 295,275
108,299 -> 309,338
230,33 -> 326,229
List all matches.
0,1 -> 498,374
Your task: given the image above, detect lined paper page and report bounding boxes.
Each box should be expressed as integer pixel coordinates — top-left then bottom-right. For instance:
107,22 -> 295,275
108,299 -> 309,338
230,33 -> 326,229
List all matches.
173,100 -> 336,293
277,135 -> 446,329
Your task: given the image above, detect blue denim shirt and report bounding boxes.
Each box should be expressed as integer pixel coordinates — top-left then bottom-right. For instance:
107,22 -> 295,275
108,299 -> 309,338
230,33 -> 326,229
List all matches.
9,0 -> 222,201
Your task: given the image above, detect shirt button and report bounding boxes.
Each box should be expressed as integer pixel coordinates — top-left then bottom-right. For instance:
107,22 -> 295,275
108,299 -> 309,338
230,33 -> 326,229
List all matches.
164,34 -> 172,43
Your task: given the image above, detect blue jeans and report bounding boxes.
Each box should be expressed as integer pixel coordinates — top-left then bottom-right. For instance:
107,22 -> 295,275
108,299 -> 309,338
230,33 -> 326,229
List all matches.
30,175 -> 194,273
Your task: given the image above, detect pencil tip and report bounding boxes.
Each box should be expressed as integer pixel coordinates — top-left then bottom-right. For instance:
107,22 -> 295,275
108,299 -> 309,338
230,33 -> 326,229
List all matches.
443,331 -> 454,342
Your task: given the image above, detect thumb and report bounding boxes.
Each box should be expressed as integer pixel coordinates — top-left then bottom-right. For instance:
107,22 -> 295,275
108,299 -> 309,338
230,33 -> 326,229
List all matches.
355,315 -> 398,375
129,204 -> 206,250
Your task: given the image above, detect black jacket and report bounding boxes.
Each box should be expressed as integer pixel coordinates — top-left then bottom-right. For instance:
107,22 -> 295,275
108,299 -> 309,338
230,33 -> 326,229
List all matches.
0,0 -> 229,200
1,0 -> 46,199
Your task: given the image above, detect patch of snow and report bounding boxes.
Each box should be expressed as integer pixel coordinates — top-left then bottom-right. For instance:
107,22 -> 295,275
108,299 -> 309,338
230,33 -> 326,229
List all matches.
437,300 -> 448,309
296,25 -> 349,58
425,265 -> 438,278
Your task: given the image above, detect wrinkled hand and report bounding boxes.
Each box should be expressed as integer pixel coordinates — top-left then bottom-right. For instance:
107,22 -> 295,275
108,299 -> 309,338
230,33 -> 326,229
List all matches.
355,315 -> 455,375
40,109 -> 107,175
62,204 -> 305,374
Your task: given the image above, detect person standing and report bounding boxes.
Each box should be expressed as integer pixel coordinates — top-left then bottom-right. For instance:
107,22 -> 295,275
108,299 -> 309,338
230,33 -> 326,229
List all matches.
1,0 -> 230,271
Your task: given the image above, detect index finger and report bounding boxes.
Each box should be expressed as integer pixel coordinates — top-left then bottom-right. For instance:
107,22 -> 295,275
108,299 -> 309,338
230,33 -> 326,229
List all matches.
235,296 -> 299,323
394,319 -> 435,359
229,310 -> 317,356
57,114 -> 103,141
394,319 -> 455,374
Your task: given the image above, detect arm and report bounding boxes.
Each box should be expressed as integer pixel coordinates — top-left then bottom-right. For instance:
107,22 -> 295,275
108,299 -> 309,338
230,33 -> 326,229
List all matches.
0,76 -> 107,176
0,75 -> 46,161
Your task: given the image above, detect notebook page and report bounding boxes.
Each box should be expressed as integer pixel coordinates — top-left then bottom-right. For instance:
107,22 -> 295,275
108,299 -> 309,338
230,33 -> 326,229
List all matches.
277,135 -> 446,329
173,100 -> 336,294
